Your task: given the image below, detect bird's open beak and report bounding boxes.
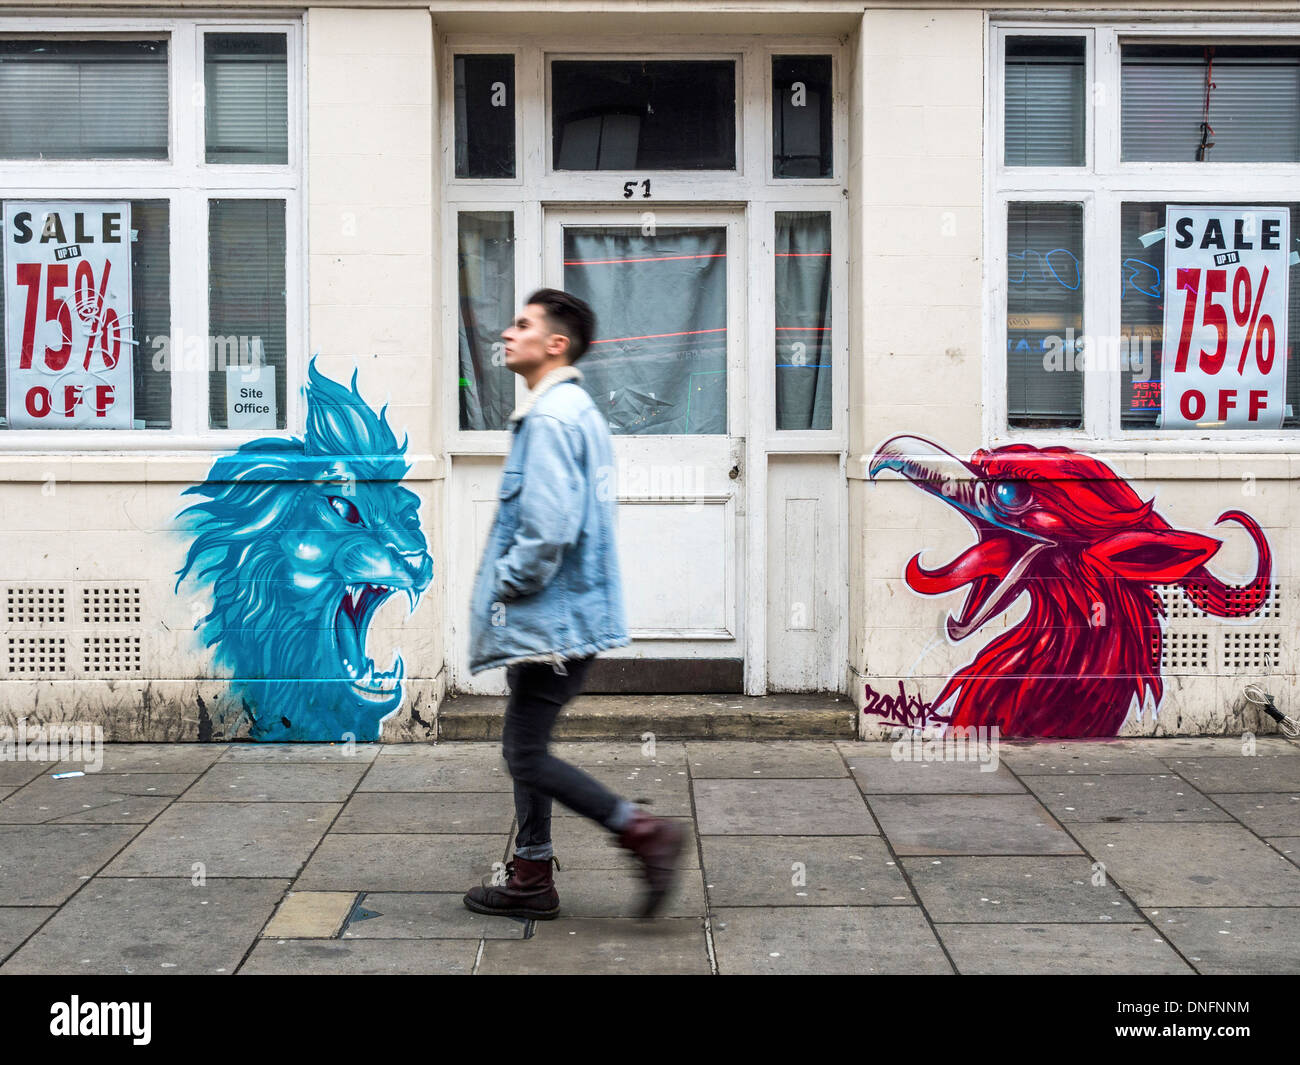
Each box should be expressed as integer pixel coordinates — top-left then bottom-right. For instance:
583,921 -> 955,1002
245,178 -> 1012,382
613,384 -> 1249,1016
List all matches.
869,435 -> 1050,543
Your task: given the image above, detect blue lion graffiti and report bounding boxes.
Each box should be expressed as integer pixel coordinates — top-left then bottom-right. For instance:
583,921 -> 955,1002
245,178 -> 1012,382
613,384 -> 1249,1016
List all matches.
176,360 -> 433,741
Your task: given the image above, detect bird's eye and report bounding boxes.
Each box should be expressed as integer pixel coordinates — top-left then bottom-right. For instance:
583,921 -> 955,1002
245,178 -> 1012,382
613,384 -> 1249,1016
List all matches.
993,480 -> 1032,512
329,496 -> 363,525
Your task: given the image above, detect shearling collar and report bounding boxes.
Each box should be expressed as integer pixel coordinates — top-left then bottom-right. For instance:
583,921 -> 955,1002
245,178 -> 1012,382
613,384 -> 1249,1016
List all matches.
508,363 -> 584,423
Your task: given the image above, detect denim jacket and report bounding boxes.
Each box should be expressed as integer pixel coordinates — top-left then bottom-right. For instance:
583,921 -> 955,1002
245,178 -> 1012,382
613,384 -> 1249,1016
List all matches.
467,364 -> 630,675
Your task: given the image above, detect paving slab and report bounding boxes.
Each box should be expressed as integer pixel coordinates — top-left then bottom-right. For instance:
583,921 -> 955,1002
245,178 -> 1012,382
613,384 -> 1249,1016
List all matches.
1146,736 -> 1300,757
296,833 -> 505,893
180,762 -> 368,802
711,906 -> 951,975
0,761 -> 60,787
334,791 -> 515,834
999,743 -> 1171,775
684,741 -> 847,778
550,741 -> 688,766
0,877 -> 288,974
847,757 -> 1024,794
0,907 -> 54,963
101,802 -> 337,878
701,835 -> 910,906
1144,907 -> 1300,974
1019,774 -> 1230,823
549,867 -> 707,919
240,938 -> 478,974
220,743 -> 380,763
377,742 -> 502,758
1072,823 -> 1300,906
59,744 -> 227,774
508,816 -> 700,870
340,892 -> 526,939
476,916 -> 710,974
1163,755 -> 1300,793
694,779 -> 876,835
937,923 -> 1193,975
553,763 -> 693,818
834,740 -> 908,759
262,891 -> 357,939
358,747 -> 513,792
1267,838 -> 1300,867
0,772 -> 190,824
868,794 -> 1080,855
901,856 -> 1140,923
0,823 -> 141,905
1212,793 -> 1300,835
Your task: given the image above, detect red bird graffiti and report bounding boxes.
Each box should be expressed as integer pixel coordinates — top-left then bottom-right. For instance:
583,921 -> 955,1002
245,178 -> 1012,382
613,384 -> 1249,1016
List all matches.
870,436 -> 1272,737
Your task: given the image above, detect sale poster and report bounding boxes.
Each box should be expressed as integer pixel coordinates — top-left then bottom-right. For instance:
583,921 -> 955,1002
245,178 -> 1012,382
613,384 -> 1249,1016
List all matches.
1161,205 -> 1290,430
4,201 -> 134,429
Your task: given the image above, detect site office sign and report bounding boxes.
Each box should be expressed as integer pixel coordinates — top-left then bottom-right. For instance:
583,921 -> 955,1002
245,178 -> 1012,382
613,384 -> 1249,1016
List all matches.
4,202 -> 134,429
1161,206 -> 1290,430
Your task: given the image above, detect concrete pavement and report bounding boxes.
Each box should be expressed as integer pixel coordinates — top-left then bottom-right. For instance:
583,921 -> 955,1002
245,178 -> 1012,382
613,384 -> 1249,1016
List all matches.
1,736 -> 1298,975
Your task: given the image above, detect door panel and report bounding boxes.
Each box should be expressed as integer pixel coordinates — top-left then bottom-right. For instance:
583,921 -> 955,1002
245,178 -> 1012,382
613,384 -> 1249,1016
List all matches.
549,209 -> 746,681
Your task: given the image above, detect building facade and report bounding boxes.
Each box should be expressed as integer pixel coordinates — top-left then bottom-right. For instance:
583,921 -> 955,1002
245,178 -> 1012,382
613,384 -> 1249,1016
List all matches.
0,1 -> 1294,742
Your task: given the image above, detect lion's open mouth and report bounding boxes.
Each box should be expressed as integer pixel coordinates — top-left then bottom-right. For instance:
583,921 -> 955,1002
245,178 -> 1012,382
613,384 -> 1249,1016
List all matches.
334,583 -> 407,704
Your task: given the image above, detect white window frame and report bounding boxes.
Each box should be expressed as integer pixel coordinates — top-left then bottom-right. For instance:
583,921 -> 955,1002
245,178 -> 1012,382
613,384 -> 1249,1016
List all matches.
0,15 -> 306,450
440,32 -> 848,456
987,18 -> 1300,452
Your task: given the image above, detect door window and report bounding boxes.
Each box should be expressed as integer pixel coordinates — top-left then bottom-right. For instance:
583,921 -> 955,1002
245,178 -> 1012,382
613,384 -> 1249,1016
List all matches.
563,225 -> 727,434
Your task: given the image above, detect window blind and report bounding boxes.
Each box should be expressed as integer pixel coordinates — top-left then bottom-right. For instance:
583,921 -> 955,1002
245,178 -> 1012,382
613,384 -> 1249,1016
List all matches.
1005,37 -> 1085,167
0,40 -> 167,160
1122,45 -> 1300,163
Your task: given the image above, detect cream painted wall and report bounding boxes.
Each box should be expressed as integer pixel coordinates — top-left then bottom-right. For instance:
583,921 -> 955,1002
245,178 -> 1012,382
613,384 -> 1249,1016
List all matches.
846,9 -> 1293,739
0,8 -> 445,741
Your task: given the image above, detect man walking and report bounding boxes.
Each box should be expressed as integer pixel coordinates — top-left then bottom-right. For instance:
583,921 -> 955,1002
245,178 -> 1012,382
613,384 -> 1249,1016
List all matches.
464,288 -> 685,920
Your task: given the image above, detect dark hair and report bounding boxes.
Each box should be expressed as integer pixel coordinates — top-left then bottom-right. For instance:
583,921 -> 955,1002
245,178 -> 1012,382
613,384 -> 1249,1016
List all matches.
525,288 -> 597,363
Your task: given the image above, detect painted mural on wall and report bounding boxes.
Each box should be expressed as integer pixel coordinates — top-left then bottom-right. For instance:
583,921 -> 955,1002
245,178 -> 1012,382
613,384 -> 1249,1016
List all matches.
869,435 -> 1272,738
175,359 -> 433,741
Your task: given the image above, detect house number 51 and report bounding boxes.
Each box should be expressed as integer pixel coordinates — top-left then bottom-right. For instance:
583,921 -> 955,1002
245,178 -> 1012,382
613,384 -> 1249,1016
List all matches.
622,179 -> 652,199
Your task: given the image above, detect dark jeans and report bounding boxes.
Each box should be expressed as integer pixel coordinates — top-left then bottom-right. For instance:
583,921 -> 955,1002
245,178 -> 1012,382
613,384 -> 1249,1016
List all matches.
502,655 -> 632,861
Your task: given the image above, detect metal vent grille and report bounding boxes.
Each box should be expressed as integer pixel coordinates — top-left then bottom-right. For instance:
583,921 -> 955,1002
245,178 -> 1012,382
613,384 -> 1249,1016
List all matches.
1155,630 -> 1212,673
7,636 -> 68,673
1221,630 -> 1283,673
7,587 -> 65,625
1153,583 -> 1282,620
82,636 -> 143,674
82,586 -> 143,625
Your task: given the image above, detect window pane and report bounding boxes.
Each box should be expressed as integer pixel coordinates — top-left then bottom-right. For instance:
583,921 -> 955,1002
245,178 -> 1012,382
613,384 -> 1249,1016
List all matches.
0,40 -> 167,160
0,200 -> 170,429
205,33 -> 288,165
552,61 -> 735,171
1122,44 -> 1300,163
458,212 -> 514,430
1007,202 -> 1083,428
1005,36 -> 1085,167
1120,201 -> 1300,430
772,55 -> 832,178
775,212 -> 831,429
454,54 -> 515,179
132,201 -> 171,428
208,200 -> 286,430
563,225 -> 727,434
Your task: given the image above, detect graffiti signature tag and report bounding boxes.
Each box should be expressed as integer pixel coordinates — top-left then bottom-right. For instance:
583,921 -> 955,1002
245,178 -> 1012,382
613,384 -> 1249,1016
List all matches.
862,681 -> 950,729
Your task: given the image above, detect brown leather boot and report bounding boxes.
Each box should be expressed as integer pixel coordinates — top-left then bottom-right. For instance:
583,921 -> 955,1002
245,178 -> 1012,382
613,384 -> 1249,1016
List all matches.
617,810 -> 686,918
463,855 -> 561,920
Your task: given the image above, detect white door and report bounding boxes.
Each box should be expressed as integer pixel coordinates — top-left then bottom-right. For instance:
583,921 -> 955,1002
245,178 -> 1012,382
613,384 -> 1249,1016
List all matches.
544,207 -> 747,686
